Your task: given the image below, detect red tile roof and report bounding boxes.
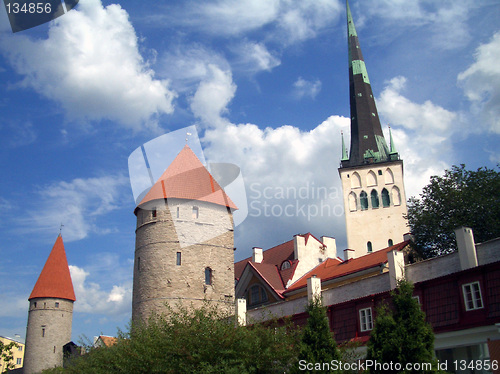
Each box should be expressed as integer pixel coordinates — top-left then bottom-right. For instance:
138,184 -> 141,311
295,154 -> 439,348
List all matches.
97,336 -> 117,347
284,240 -> 410,293
29,235 -> 76,301
234,239 -> 295,282
136,145 -> 237,212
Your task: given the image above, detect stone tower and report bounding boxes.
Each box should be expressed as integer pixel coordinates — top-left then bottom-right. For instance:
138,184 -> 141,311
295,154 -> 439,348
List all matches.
132,145 -> 237,323
24,235 -> 75,374
338,1 -> 408,258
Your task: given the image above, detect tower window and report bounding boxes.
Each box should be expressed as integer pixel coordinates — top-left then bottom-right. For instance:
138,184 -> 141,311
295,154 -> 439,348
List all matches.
193,206 -> 199,219
378,170 -> 382,175
371,189 -> 379,208
382,188 -> 390,207
55,302 -> 59,308
152,208 -> 157,218
205,267 -> 212,285
176,252 -> 181,266
367,241 -> 373,253
42,328 -> 45,337
388,239 -> 393,246
360,191 -> 368,210
176,206 -> 180,218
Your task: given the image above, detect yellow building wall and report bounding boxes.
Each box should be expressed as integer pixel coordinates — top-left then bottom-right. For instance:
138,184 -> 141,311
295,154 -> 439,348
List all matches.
0,336 -> 25,371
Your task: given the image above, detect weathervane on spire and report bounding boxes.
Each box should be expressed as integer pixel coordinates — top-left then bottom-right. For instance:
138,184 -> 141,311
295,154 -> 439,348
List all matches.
59,223 -> 64,236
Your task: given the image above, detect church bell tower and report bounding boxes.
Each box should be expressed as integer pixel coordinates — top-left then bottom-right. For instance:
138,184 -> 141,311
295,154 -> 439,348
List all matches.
338,1 -> 408,258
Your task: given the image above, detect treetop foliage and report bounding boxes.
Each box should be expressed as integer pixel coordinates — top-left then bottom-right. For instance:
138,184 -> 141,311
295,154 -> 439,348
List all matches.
367,279 -> 439,374
406,164 -> 500,258
43,302 -> 302,374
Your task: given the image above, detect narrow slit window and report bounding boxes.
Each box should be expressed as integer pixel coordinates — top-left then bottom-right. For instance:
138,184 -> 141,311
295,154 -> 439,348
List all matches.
367,241 -> 373,253
205,267 -> 212,285
176,252 -> 181,266
193,206 -> 199,219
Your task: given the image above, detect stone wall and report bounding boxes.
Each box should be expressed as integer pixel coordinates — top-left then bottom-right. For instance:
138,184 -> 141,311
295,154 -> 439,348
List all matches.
24,298 -> 73,374
132,198 -> 235,323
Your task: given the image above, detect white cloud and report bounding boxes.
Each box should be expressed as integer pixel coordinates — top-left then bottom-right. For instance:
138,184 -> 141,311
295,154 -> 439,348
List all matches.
232,40 -> 281,73
0,0 -> 176,131
165,0 -> 341,45
190,64 -> 236,127
377,76 -> 455,197
293,77 -> 322,99
20,174 -> 129,242
458,31 -> 500,134
361,0 -> 474,49
69,265 -> 131,316
159,44 -> 231,93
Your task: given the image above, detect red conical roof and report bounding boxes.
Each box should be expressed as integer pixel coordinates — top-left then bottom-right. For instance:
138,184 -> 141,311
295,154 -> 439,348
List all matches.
29,235 -> 76,301
135,145 -> 237,212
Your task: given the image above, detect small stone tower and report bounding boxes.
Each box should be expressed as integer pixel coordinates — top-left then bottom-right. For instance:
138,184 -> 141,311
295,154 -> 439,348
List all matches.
24,235 -> 76,374
338,1 -> 408,258
132,145 -> 237,323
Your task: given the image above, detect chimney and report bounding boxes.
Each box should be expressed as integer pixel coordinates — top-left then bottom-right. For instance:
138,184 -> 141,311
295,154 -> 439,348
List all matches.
307,275 -> 321,302
252,247 -> 263,263
387,250 -> 405,289
235,298 -> 247,326
403,232 -> 415,242
454,226 -> 478,270
344,248 -> 355,261
321,236 -> 337,258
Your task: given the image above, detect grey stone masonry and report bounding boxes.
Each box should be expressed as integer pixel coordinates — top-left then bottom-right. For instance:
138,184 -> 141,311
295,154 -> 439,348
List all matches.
24,298 -> 73,374
132,198 -> 235,323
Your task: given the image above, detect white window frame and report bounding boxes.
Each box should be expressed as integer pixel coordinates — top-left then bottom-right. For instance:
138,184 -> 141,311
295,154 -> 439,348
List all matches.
359,307 -> 373,332
462,282 -> 484,311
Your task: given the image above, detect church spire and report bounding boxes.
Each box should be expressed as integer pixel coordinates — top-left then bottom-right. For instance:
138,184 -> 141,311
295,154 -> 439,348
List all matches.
341,0 -> 390,168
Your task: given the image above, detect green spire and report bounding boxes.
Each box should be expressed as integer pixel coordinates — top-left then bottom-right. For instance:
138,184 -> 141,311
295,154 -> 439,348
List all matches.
341,131 -> 348,161
389,126 -> 397,154
346,0 -> 357,38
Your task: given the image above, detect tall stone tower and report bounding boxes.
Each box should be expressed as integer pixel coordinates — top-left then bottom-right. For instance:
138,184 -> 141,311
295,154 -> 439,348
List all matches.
338,1 -> 408,258
132,145 -> 237,323
24,235 -> 75,374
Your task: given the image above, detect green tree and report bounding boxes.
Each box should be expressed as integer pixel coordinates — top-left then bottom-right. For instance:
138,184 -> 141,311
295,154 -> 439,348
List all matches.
43,302 -> 301,374
0,340 -> 19,373
295,296 -> 341,373
367,279 -> 438,374
406,164 -> 500,258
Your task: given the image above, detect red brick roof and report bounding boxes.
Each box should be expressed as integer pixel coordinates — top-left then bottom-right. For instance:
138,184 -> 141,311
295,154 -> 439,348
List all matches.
136,145 -> 237,212
284,240 -> 410,293
29,235 -> 76,301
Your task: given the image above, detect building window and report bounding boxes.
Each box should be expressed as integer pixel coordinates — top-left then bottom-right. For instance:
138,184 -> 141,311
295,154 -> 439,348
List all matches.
388,239 -> 393,246
360,191 -> 368,210
371,189 -> 379,208
152,208 -> 157,218
205,267 -> 212,285
176,252 -> 181,266
42,328 -> 45,337
462,282 -> 483,311
382,188 -> 390,207
248,285 -> 268,306
55,302 -> 59,308
176,206 -> 180,218
33,302 -> 37,308
193,206 -> 199,219
18,346 -> 22,352
367,241 -> 372,253
378,170 -> 382,175
348,192 -> 357,211
16,358 -> 22,365
281,261 -> 291,270
359,308 -> 373,331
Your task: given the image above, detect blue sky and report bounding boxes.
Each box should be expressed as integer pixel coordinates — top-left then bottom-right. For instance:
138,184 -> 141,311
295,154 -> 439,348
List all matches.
1,0 -> 499,342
